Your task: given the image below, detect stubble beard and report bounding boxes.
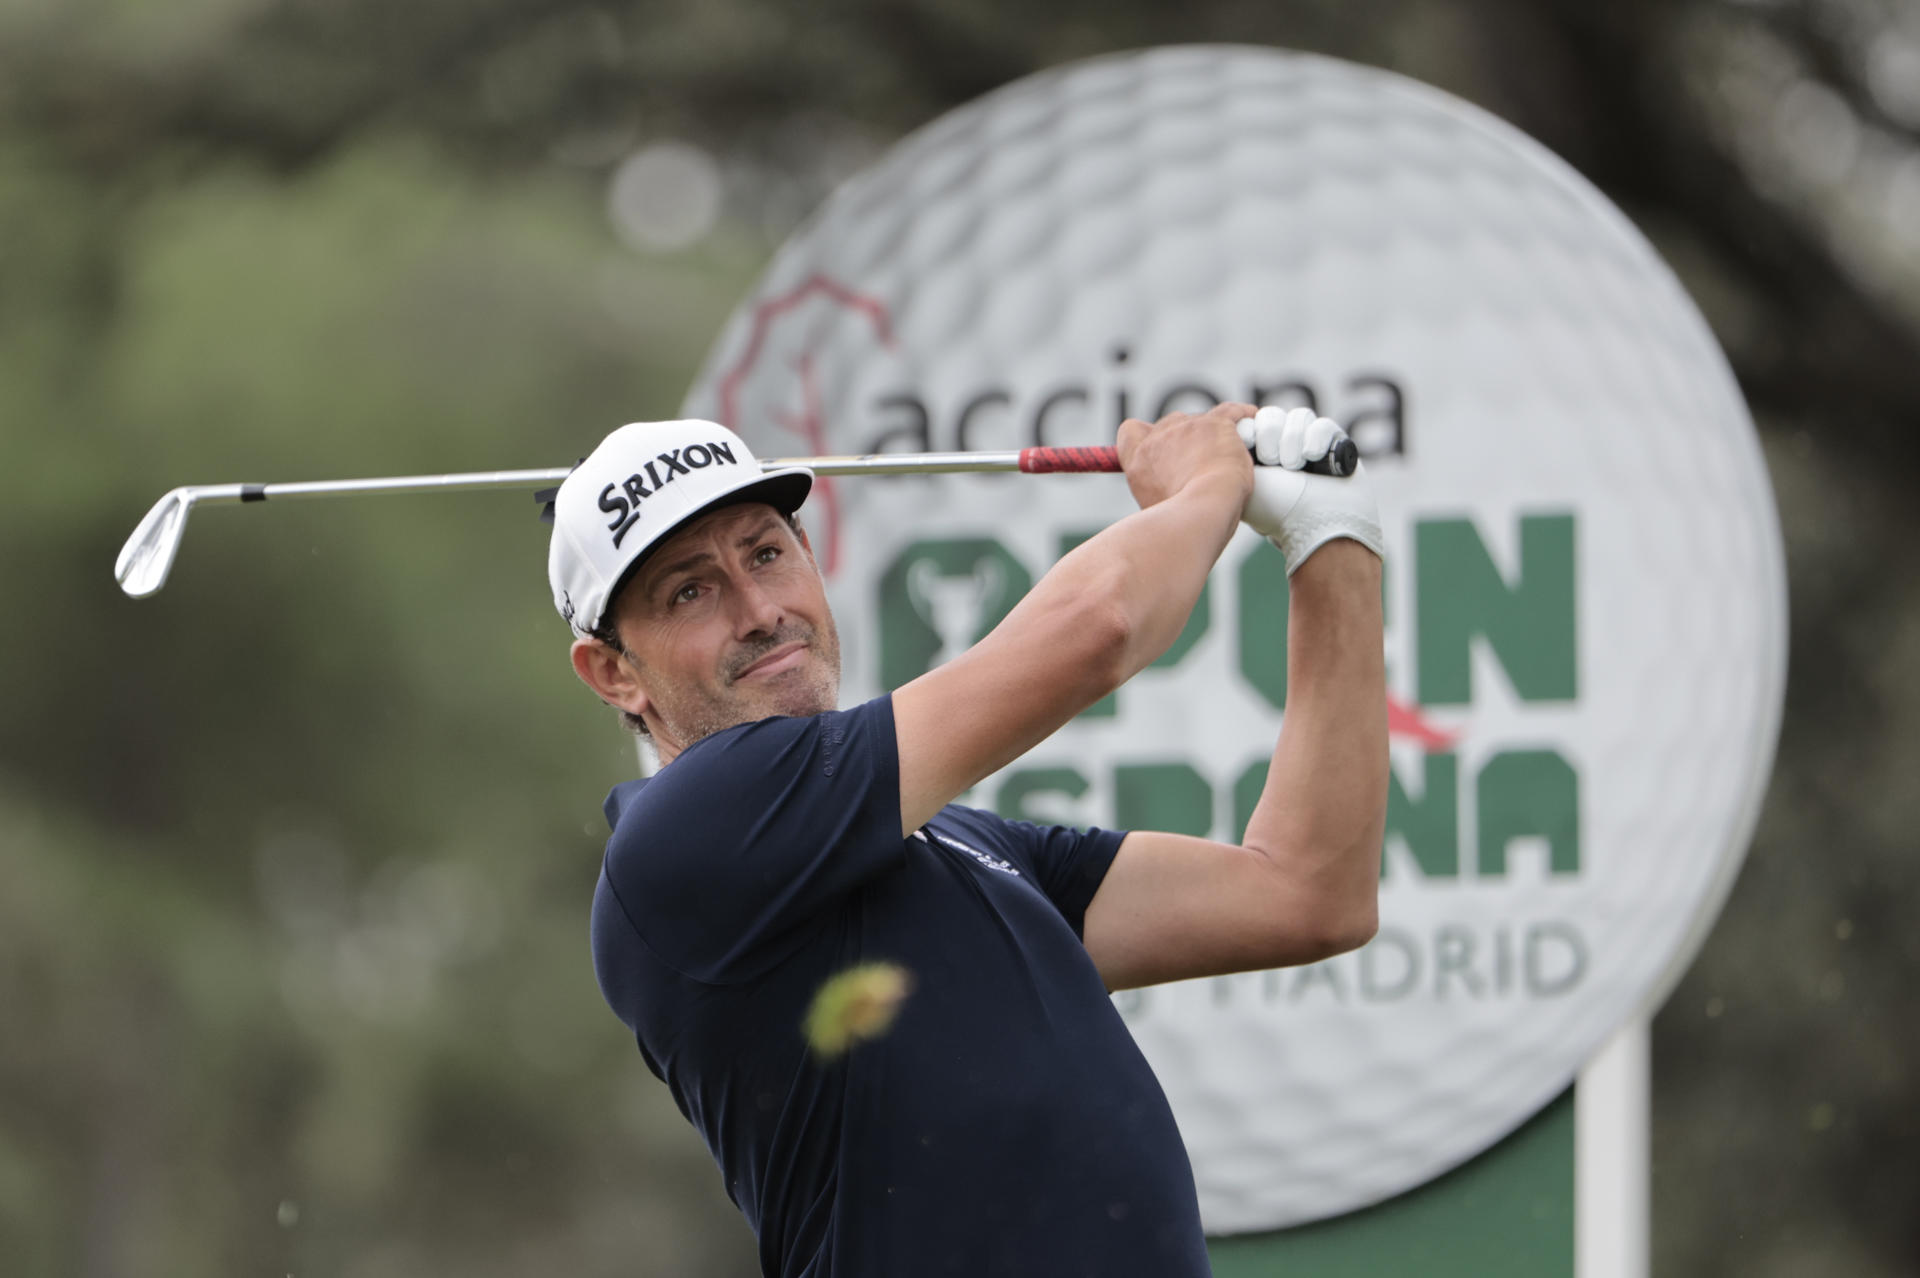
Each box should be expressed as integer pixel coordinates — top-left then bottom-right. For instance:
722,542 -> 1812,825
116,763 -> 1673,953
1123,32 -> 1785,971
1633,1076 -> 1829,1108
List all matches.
648,613 -> 843,750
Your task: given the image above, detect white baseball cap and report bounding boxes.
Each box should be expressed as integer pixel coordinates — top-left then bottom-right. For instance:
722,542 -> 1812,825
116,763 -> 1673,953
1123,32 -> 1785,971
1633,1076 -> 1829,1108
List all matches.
546,419 -> 813,637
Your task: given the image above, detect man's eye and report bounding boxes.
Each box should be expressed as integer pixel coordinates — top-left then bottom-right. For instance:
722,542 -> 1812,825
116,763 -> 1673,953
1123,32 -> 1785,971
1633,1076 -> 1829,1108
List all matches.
754,544 -> 780,564
672,583 -> 700,604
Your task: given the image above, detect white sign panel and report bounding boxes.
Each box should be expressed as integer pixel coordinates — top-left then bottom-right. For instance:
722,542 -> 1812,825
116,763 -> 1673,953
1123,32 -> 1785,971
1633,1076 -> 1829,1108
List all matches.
683,46 -> 1787,1232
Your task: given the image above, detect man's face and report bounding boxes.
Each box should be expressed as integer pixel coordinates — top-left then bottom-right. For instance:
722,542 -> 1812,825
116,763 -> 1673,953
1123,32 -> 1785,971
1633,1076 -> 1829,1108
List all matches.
607,502 -> 840,753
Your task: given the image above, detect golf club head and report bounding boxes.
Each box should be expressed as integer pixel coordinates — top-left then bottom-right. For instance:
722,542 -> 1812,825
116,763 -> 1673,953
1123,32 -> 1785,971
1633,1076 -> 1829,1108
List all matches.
115,488 -> 194,598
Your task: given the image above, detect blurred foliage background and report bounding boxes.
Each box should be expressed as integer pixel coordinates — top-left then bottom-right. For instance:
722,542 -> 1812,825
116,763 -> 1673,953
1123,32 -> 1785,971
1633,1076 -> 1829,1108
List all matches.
1,1 -> 1915,1275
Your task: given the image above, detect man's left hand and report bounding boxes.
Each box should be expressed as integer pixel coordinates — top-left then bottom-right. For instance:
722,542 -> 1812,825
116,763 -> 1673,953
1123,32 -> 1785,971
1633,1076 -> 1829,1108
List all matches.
1237,406 -> 1385,575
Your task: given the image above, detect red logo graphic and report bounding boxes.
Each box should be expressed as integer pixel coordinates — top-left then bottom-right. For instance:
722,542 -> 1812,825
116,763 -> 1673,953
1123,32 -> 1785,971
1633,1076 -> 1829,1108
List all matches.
714,274 -> 895,575
1389,699 -> 1457,749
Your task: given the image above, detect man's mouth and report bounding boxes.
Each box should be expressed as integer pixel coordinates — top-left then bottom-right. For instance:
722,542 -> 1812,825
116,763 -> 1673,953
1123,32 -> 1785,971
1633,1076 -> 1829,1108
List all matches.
733,641 -> 809,682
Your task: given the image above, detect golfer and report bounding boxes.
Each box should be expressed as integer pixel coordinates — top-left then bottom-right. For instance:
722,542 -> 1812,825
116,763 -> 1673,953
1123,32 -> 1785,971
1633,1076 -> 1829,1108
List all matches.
549,402 -> 1387,1277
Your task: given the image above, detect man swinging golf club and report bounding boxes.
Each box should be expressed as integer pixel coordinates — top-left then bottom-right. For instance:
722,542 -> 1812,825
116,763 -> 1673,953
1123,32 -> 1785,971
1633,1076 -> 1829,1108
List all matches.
552,401 -> 1388,1278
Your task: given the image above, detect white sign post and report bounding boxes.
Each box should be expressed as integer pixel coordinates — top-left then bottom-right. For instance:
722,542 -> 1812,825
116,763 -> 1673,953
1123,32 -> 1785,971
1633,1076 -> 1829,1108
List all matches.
1578,1020 -> 1651,1278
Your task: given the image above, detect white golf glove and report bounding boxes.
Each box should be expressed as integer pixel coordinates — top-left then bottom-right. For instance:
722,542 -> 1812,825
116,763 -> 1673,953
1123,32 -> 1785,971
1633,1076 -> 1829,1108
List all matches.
1236,405 -> 1385,575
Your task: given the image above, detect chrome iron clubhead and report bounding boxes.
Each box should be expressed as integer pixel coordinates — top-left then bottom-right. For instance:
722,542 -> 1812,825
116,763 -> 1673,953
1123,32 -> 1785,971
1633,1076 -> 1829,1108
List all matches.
115,487 -> 200,599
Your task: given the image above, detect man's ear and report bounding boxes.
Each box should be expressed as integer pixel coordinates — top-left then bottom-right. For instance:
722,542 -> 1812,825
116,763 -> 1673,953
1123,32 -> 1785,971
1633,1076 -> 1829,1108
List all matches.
570,637 -> 653,719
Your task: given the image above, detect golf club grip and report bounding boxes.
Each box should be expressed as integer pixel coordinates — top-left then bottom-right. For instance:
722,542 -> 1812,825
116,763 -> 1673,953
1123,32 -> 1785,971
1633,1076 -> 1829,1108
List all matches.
1017,437 -> 1360,477
1017,446 -> 1120,473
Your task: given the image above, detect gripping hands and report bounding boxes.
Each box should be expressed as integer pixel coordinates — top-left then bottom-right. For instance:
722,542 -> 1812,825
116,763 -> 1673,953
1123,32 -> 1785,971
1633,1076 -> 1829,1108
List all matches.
1237,405 -> 1385,574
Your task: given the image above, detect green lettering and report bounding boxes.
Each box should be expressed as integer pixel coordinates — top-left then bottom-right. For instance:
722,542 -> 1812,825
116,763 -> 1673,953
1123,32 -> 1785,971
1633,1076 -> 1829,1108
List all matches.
1477,749 -> 1580,877
1416,514 -> 1576,706
996,767 -> 1090,824
1237,540 -> 1290,709
1114,762 -> 1213,837
1386,752 -> 1460,879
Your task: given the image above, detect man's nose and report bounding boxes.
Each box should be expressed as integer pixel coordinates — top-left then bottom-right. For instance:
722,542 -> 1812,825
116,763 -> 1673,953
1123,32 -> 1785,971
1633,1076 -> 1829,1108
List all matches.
728,571 -> 785,636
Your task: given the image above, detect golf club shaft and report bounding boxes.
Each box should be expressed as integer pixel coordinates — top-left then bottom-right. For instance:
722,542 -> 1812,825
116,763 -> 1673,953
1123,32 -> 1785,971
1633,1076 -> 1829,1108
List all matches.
170,437 -> 1352,506
194,448 -> 1110,508
115,442 -> 1359,599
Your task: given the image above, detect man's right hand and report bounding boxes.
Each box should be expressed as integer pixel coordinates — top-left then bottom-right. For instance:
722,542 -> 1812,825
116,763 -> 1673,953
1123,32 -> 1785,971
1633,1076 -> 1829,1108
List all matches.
1116,402 -> 1258,513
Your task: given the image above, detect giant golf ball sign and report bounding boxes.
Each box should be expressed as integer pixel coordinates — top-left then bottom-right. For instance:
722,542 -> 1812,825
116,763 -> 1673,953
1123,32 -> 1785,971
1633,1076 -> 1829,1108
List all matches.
682,47 -> 1787,1232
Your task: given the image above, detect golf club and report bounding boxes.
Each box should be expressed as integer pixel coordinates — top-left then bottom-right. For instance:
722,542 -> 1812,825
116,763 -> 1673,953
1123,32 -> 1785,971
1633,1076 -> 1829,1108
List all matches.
114,439 -> 1359,599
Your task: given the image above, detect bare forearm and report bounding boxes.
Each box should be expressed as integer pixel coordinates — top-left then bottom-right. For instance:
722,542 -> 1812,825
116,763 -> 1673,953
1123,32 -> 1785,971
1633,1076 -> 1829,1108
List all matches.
995,470 -> 1242,691
1243,541 -> 1388,937
1058,473 -> 1245,677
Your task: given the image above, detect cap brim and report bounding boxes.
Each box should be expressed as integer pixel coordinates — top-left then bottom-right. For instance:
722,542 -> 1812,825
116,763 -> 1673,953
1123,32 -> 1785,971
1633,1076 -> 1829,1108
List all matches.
599,466 -> 815,621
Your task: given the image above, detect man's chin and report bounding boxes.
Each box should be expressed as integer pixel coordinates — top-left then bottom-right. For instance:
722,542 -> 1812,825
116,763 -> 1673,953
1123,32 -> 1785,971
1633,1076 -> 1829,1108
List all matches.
669,679 -> 838,748
754,673 -> 839,722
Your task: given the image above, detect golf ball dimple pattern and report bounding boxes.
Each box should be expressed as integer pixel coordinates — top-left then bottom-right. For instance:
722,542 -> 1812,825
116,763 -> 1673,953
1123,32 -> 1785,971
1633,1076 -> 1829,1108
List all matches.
684,46 -> 1787,1233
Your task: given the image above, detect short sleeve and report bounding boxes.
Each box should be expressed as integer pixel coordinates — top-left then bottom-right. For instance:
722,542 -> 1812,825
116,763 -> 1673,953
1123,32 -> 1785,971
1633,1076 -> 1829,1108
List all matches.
997,818 -> 1128,939
599,695 -> 906,983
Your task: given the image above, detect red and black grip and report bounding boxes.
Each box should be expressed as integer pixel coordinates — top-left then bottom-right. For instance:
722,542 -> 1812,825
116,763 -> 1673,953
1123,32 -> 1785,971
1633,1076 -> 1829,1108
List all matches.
1017,446 -> 1121,473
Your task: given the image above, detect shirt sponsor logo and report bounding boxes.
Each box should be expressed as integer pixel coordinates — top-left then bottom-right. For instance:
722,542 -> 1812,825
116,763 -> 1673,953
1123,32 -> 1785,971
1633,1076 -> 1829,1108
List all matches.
933,832 -> 1020,877
597,440 -> 740,548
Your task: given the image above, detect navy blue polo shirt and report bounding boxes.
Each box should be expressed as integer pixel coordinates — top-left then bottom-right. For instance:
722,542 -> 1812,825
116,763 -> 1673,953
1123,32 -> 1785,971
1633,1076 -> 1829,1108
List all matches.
590,694 -> 1210,1278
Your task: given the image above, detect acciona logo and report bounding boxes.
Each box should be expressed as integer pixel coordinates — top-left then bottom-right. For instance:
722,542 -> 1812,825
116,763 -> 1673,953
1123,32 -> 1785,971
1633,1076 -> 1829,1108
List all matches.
683,47 -> 1786,1234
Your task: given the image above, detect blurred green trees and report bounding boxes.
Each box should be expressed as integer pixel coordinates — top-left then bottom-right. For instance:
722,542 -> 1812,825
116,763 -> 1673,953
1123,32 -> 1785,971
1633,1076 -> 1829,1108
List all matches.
0,89 -> 767,1277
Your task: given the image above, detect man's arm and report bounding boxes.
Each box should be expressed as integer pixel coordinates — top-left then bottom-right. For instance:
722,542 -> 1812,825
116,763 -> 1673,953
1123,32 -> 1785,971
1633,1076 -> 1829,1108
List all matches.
1080,539 -> 1387,990
890,404 -> 1257,836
